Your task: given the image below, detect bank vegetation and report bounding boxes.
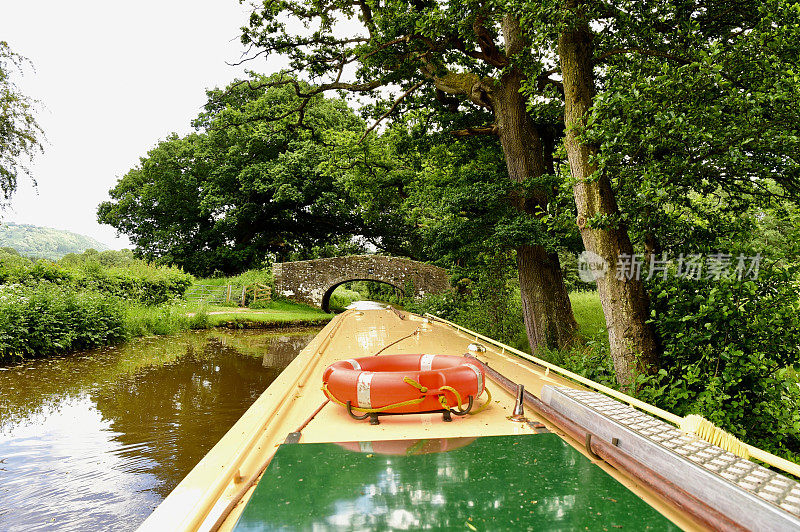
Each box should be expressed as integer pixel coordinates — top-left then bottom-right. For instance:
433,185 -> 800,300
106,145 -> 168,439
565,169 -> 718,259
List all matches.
0,249 -> 329,364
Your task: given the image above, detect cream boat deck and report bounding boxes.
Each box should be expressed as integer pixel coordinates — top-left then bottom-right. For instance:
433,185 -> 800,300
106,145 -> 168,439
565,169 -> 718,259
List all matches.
138,307 -> 703,531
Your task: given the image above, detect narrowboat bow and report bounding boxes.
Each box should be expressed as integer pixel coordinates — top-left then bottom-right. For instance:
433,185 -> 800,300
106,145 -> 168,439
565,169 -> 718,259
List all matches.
139,305 -> 800,531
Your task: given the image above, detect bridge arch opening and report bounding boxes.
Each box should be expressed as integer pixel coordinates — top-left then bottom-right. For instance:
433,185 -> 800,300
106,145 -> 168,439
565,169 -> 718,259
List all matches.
321,279 -> 405,313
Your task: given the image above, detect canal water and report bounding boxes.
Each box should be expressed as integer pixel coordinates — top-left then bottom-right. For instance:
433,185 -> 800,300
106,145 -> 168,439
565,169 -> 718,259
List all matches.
0,327 -> 320,531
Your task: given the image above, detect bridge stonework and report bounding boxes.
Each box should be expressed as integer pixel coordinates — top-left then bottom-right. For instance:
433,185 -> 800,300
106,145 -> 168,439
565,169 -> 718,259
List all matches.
272,255 -> 450,312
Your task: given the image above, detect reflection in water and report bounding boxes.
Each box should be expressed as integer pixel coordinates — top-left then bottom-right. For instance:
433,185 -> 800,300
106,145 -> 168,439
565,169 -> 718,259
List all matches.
0,397 -> 161,530
335,437 -> 477,456
0,328 -> 318,532
234,435 -> 678,531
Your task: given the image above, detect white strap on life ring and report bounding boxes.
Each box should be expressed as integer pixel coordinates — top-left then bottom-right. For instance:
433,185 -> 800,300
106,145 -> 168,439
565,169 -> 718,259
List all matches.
345,358 -> 361,370
420,354 -> 436,371
464,363 -> 484,394
356,372 -> 374,408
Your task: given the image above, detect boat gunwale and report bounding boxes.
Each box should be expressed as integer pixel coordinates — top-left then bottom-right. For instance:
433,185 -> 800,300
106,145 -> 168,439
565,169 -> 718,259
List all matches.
424,313 -> 683,425
425,313 -> 800,480
139,312 -> 348,531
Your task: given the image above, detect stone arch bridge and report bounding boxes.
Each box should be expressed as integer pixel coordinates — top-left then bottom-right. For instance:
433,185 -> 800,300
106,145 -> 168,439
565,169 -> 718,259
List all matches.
273,255 -> 450,312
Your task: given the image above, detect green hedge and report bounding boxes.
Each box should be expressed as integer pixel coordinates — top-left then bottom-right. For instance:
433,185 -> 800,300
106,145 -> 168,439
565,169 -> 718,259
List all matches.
84,264 -> 193,305
637,266 -> 800,460
0,283 -> 128,362
0,254 -> 193,305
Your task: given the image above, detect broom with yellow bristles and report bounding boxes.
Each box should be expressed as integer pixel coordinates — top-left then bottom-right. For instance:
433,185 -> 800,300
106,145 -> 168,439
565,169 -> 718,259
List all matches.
680,414 -> 800,478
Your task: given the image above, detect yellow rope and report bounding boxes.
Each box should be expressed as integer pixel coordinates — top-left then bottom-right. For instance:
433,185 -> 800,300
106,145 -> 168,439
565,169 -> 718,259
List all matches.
402,376 -> 428,393
322,377 -> 492,416
438,385 -> 462,411
322,383 -> 427,413
439,384 -> 493,415
469,386 -> 492,415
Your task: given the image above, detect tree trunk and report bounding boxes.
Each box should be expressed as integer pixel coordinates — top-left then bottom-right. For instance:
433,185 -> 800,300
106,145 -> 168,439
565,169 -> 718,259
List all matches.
644,230 -> 662,266
493,62 -> 578,352
516,244 -> 578,350
558,9 -> 659,385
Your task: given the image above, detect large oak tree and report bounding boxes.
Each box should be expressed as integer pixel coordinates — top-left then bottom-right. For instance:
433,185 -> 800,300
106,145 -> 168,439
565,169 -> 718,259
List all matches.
517,0 -> 800,384
239,0 -> 578,351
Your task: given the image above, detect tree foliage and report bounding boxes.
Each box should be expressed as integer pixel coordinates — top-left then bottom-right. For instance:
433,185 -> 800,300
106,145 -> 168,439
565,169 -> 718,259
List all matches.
240,0 -> 582,352
98,75 -> 365,276
0,41 -> 43,203
494,0 -> 800,382
573,1 -> 800,254
238,0 -> 574,257
326,112 -> 582,265
642,264 -> 800,459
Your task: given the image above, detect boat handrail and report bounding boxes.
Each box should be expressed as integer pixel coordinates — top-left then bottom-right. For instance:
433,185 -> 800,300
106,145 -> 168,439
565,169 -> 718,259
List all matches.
424,313 -> 683,426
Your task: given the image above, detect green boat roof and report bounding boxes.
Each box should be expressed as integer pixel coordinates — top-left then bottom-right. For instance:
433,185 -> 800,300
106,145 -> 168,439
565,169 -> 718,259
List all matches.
233,433 -> 678,531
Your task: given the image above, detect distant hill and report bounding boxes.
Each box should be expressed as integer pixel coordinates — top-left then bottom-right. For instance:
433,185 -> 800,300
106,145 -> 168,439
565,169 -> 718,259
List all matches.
0,222 -> 109,260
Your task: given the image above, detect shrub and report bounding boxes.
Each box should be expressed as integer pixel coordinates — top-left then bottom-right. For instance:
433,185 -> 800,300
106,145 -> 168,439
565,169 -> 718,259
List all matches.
0,255 -> 194,305
636,265 -> 800,459
542,340 -> 617,388
89,264 -> 193,304
123,304 -> 208,337
0,283 -> 127,362
404,290 -> 463,322
406,275 -> 526,350
192,268 -> 273,288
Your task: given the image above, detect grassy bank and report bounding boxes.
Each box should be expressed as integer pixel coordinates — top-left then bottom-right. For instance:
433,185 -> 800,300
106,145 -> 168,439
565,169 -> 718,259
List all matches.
568,291 -> 606,342
199,301 -> 331,327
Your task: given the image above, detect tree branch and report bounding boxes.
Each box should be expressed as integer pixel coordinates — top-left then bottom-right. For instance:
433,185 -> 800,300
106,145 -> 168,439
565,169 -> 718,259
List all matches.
473,14 -> 508,68
360,36 -> 409,60
226,75 -> 384,100
357,0 -> 376,36
419,57 -> 495,110
360,81 -> 426,141
450,125 -> 499,137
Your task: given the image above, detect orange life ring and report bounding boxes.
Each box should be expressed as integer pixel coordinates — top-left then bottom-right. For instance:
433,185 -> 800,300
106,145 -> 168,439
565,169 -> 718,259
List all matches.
322,354 -> 485,414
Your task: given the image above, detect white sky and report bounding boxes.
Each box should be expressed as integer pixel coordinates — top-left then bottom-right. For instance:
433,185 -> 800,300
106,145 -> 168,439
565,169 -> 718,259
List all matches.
1,1 -> 277,249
